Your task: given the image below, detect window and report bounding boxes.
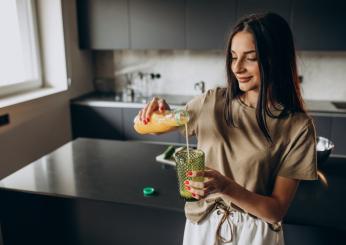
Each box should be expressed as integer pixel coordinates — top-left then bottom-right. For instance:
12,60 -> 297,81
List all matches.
0,0 -> 42,97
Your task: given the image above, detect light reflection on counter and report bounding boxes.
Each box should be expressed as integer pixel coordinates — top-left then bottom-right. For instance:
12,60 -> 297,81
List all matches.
317,170 -> 328,188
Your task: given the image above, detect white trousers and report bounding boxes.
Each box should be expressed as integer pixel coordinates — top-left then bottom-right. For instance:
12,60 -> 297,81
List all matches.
183,208 -> 284,245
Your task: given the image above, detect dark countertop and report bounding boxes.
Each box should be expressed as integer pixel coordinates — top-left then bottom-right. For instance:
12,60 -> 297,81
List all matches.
0,138 -> 185,212
72,92 -> 346,115
1,138 -> 346,244
1,138 -> 346,229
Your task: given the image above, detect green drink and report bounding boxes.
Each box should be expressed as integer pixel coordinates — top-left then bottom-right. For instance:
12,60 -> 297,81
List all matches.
174,148 -> 205,201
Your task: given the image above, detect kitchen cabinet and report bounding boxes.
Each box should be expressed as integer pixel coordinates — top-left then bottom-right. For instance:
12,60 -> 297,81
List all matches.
123,108 -> 181,143
236,0 -> 291,23
70,101 -> 346,155
76,0 -> 346,50
185,0 -> 236,49
291,0 -> 346,50
330,117 -> 346,155
179,133 -> 197,146
70,103 -> 186,144
77,0 -> 129,49
71,105 -> 124,140
129,0 -> 185,49
310,115 -> 332,139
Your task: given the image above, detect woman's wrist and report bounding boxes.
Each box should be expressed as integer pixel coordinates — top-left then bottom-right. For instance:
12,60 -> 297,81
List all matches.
221,179 -> 236,197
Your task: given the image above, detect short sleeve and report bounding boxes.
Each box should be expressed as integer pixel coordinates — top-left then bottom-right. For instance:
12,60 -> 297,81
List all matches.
278,119 -> 318,180
180,92 -> 207,136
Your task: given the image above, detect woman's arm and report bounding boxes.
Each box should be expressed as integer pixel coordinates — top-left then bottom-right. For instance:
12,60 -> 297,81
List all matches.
186,169 -> 299,224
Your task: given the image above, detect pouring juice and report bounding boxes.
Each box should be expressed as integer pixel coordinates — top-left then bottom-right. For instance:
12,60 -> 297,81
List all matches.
133,109 -> 190,134
133,107 -> 204,201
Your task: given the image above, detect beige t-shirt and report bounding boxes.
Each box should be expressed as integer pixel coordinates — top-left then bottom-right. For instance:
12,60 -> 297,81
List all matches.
182,87 -> 317,224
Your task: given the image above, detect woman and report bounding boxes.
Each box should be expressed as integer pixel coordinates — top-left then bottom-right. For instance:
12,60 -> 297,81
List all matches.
138,13 -> 317,245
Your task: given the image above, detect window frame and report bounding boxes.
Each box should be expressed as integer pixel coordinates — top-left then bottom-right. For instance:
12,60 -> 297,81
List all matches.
0,0 -> 43,98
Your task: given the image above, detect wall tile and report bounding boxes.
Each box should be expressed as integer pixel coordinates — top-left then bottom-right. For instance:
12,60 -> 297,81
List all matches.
94,50 -> 346,101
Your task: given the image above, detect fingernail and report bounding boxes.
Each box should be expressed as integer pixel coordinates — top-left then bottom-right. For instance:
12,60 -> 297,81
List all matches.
184,180 -> 189,185
144,120 -> 147,124
192,193 -> 196,197
185,186 -> 191,190
186,171 -> 192,176
146,117 -> 150,122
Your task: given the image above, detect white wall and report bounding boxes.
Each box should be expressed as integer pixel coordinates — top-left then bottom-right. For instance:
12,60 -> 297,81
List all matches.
297,52 -> 346,101
113,50 -> 226,96
0,0 -> 94,179
95,50 -> 346,101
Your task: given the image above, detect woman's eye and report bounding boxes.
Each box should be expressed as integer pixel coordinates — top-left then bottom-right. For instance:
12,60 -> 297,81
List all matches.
247,57 -> 257,61
231,57 -> 237,60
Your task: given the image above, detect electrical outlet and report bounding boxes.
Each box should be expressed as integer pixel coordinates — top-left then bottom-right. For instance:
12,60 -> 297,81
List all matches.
0,114 -> 10,127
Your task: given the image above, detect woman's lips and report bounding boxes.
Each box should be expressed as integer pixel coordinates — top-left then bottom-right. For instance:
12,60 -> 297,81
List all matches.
237,76 -> 252,83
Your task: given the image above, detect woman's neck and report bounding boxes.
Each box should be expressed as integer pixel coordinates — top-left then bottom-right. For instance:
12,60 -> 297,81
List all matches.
241,91 -> 259,108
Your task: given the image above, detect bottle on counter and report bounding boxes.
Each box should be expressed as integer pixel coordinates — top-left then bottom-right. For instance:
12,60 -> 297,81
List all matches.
133,109 -> 190,134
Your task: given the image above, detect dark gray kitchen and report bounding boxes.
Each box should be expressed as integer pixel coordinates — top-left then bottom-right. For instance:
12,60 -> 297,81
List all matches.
0,0 -> 346,244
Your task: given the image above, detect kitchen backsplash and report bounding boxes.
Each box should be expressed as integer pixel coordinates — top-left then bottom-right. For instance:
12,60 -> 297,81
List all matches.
297,52 -> 346,101
94,50 -> 346,101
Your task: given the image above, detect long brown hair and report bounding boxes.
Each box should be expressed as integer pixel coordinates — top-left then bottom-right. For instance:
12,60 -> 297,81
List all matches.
224,12 -> 306,143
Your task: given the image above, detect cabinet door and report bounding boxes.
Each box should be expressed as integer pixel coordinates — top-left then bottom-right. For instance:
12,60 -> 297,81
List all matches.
236,0 -> 292,23
331,117 -> 346,156
186,0 -> 236,49
77,0 -> 129,49
123,108 -> 180,143
310,115 -> 332,139
71,105 -> 124,140
291,0 -> 346,50
179,134 -> 197,146
129,0 -> 185,49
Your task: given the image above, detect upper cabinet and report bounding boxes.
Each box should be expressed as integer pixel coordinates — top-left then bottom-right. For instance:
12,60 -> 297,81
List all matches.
236,0 -> 291,24
77,0 -> 346,50
129,0 -> 185,49
291,0 -> 346,51
77,0 -> 130,49
186,0 -> 236,49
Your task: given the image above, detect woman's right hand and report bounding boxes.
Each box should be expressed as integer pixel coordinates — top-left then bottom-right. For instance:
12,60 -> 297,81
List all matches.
138,97 -> 170,124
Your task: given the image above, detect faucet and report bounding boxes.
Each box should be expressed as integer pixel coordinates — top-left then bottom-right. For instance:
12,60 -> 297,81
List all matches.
194,81 -> 205,94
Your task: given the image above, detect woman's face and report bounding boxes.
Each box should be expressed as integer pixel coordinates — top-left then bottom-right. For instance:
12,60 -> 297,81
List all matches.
230,31 -> 260,93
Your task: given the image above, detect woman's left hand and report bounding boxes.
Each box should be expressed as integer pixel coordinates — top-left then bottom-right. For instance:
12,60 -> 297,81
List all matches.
184,167 -> 235,200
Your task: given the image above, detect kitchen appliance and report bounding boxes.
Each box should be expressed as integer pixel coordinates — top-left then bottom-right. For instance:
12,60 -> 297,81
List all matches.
316,136 -> 334,165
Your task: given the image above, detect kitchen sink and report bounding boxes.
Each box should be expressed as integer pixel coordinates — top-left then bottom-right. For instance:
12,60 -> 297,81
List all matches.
332,101 -> 346,110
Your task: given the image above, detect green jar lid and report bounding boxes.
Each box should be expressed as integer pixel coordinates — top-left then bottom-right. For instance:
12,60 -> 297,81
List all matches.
143,187 -> 155,196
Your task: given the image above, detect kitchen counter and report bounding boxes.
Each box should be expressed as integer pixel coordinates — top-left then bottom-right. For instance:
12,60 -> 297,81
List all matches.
72,92 -> 346,115
72,92 -> 195,109
70,92 -> 346,156
1,138 -> 346,244
305,100 -> 346,115
0,138 -> 186,245
0,138 -> 184,212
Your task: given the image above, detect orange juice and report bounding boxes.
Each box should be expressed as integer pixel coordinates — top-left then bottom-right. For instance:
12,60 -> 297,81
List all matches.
134,109 -> 189,134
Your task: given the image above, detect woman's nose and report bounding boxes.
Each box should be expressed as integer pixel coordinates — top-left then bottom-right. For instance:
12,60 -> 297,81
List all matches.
232,59 -> 245,73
